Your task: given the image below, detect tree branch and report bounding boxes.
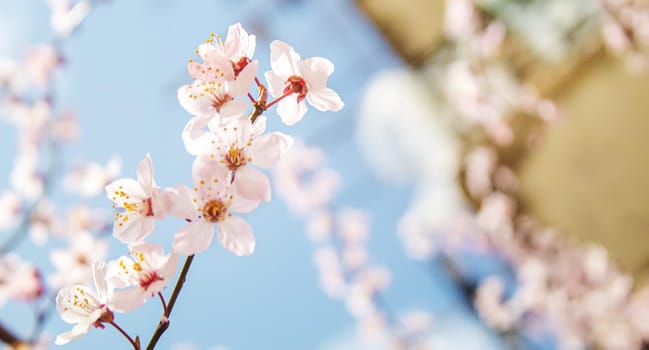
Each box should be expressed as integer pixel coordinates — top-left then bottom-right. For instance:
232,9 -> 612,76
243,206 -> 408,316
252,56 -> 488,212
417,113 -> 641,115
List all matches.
145,255 -> 195,350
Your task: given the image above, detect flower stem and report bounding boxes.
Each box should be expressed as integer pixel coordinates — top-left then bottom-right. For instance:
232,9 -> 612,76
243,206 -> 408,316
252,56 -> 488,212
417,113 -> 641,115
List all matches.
265,90 -> 292,109
145,255 -> 195,350
157,292 -> 168,317
108,321 -> 140,350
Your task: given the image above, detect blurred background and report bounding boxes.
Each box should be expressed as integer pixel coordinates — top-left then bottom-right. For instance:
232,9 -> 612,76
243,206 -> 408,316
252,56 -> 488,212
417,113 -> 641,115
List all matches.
1,0 -> 649,349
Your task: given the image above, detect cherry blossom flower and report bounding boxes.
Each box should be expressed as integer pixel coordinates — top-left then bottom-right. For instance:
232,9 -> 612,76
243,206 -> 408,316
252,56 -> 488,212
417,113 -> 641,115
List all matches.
24,45 -> 61,88
170,157 -> 259,256
105,154 -> 171,244
49,232 -> 109,289
273,141 -> 341,214
183,115 -> 293,202
0,190 -> 22,231
55,262 -> 119,345
0,254 -> 44,306
107,242 -> 179,312
10,152 -> 44,201
177,25 -> 258,122
28,197 -> 61,245
264,40 -> 343,125
65,156 -> 122,197
48,0 -> 92,38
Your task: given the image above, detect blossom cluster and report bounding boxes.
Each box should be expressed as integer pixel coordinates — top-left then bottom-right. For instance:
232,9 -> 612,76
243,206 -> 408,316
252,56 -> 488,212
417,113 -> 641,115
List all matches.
49,23 -> 343,348
393,1 -> 649,349
274,143 -> 433,348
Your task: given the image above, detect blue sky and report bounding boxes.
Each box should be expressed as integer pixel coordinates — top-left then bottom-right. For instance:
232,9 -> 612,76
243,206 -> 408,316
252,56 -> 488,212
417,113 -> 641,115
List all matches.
0,1 -> 512,349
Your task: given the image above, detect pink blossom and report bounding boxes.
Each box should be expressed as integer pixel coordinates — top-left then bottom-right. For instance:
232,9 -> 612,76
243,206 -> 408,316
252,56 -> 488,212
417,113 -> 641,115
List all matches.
65,156 -> 122,197
273,141 -> 341,215
48,0 -> 92,38
105,154 -> 171,244
24,45 -> 61,88
264,40 -> 343,125
183,115 -> 293,202
55,262 -> 120,345
49,232 -> 109,289
177,25 -> 258,122
0,254 -> 43,306
170,157 -> 259,256
0,190 -> 22,231
107,242 -> 179,312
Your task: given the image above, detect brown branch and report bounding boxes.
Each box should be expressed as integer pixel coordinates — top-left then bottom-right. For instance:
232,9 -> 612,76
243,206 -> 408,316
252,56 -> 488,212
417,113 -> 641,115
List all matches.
0,322 -> 23,347
145,255 -> 195,350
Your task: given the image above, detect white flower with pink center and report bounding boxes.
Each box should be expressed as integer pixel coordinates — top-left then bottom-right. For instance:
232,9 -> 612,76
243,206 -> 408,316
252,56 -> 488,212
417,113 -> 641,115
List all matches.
105,154 -> 170,244
55,262 -> 118,345
49,232 -> 109,289
107,242 -> 179,312
183,115 -> 293,202
170,157 -> 259,256
177,25 -> 258,123
264,40 -> 344,125
0,254 -> 43,306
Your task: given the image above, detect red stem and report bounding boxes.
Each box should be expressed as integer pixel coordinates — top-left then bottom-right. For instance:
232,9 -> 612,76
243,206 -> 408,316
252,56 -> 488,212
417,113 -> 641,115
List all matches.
266,90 -> 293,109
158,292 -> 168,317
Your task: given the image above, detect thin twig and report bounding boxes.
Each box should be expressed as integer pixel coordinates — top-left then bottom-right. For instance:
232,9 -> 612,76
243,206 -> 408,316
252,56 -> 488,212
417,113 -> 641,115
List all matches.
108,321 -> 140,350
145,255 -> 195,350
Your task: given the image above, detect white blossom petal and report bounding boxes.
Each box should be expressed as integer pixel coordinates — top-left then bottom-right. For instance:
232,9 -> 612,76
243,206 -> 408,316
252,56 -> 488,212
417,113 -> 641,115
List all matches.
301,57 -> 333,91
173,221 -> 214,255
234,166 -> 271,202
249,132 -> 293,168
218,216 -> 255,256
307,87 -> 344,112
277,95 -> 307,126
270,40 -> 300,78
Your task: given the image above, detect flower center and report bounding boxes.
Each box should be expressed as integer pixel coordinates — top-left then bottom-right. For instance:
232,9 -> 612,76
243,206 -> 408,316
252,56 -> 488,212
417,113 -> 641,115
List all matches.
139,271 -> 163,291
201,199 -> 228,223
211,93 -> 233,112
284,76 -> 308,102
232,57 -> 251,77
224,146 -> 247,171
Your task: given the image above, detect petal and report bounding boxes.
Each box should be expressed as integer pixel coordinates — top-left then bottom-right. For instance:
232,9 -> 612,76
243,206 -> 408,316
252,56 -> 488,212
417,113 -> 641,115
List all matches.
113,215 -> 154,244
251,115 -> 267,136
172,221 -> 215,255
106,257 -> 137,288
56,285 -> 93,324
110,288 -> 146,313
181,115 -> 217,156
307,87 -> 344,112
228,193 -> 260,214
136,153 -> 154,193
160,252 -> 180,282
55,322 -> 91,345
165,185 -> 198,220
234,167 -> 271,202
277,95 -> 307,126
92,261 -> 109,301
270,40 -> 301,78
249,132 -> 294,168
217,100 -> 247,125
300,57 -> 333,91
264,70 -> 286,98
192,156 -> 229,197
228,60 -> 257,97
218,216 -> 255,256
105,178 -> 146,206
150,187 -> 171,218
224,23 -> 255,59
177,81 -> 215,116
